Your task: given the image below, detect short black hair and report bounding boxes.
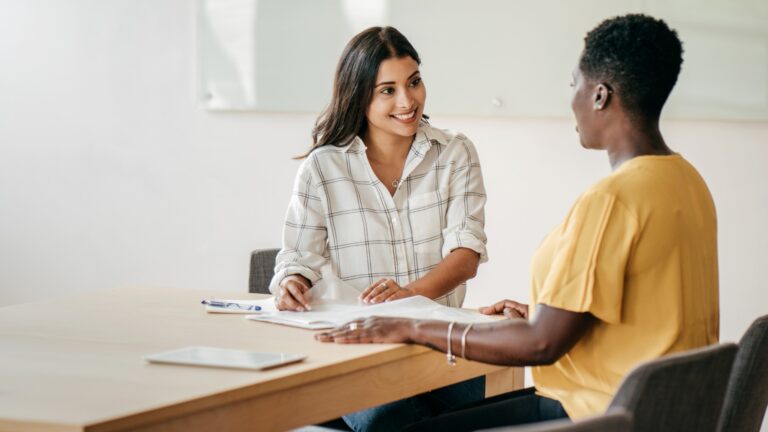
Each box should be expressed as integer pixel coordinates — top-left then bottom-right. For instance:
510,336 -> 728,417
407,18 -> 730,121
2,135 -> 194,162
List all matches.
580,14 -> 683,118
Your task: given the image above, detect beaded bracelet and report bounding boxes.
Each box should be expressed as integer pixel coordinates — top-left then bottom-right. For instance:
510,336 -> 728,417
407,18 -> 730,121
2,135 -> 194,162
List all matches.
446,321 -> 457,366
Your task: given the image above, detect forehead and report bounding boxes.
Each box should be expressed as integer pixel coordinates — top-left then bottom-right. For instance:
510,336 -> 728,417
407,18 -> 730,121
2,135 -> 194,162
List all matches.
376,56 -> 419,81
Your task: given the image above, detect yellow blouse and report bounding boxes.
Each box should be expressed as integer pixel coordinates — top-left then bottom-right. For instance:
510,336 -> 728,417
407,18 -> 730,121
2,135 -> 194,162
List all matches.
531,154 -> 719,419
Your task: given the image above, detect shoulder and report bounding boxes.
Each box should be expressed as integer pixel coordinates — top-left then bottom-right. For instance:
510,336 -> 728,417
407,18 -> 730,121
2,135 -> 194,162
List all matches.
421,123 -> 474,147
299,143 -> 354,175
419,123 -> 480,160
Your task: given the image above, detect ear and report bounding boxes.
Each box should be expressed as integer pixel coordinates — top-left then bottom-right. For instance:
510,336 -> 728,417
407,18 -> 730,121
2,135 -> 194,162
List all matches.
592,83 -> 612,111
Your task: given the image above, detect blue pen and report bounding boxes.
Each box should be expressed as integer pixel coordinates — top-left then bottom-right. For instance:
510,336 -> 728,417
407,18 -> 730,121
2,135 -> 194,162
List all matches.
201,299 -> 261,311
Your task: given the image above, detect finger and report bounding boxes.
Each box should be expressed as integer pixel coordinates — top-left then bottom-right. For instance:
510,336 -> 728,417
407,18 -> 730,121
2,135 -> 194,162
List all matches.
479,300 -> 508,315
334,333 -> 364,344
279,290 -> 303,311
479,306 -> 495,315
360,279 -> 387,299
370,287 -> 399,304
315,332 -> 333,342
502,301 -> 528,319
363,281 -> 389,303
286,284 -> 311,311
504,306 -> 527,319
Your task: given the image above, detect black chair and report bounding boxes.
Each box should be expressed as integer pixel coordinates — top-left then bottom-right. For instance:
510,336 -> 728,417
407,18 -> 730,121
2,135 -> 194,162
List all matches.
248,248 -> 280,294
480,409 -> 632,432
608,343 -> 738,432
716,315 -> 768,432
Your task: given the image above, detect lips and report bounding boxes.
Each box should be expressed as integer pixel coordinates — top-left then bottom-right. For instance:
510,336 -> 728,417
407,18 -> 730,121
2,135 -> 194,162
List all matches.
391,109 -> 418,123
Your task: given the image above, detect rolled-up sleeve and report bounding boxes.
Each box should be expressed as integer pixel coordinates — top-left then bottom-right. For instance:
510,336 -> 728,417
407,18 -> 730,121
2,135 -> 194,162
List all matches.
269,158 -> 329,293
441,136 -> 488,263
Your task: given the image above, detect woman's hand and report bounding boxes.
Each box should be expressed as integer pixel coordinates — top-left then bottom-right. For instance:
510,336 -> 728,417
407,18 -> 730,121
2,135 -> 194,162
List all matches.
276,275 -> 312,311
359,278 -> 415,304
479,299 -> 529,320
315,317 -> 417,344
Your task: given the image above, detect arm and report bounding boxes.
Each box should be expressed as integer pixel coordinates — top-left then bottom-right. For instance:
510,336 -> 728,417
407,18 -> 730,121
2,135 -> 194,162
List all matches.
360,247 -> 479,303
271,159 -> 329,311
361,136 -> 488,303
316,304 -> 594,366
412,305 -> 593,366
406,247 -> 479,298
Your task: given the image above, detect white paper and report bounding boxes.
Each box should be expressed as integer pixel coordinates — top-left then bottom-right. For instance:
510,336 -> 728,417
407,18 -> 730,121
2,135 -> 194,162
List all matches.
242,276 -> 496,329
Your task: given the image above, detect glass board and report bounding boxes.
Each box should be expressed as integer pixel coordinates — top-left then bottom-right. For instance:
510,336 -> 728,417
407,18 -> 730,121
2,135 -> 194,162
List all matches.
197,0 -> 768,120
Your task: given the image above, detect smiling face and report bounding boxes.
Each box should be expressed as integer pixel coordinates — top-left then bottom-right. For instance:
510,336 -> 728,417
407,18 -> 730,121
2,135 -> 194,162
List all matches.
365,56 -> 426,143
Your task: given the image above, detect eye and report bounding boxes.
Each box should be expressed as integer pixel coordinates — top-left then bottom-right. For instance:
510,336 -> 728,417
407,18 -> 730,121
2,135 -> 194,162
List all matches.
410,77 -> 422,87
380,86 -> 394,95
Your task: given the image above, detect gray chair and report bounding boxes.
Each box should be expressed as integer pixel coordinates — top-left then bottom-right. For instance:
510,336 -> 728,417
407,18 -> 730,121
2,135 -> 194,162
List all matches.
716,315 -> 768,432
480,409 -> 632,432
608,343 -> 738,432
248,248 -> 351,431
249,248 -> 279,294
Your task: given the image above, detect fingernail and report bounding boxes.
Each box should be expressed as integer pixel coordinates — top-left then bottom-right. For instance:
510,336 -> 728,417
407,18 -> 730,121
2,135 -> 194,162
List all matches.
305,305 -> 312,311
297,307 -> 304,312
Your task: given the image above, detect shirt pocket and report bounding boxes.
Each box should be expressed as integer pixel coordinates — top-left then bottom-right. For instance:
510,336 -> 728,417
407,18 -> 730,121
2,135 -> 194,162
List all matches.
406,188 -> 449,261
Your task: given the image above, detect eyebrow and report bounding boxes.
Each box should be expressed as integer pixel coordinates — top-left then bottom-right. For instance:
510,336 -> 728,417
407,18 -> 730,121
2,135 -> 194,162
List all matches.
375,70 -> 420,88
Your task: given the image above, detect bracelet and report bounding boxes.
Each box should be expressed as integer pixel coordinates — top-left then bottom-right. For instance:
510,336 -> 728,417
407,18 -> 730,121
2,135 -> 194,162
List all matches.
461,323 -> 474,360
446,321 -> 457,366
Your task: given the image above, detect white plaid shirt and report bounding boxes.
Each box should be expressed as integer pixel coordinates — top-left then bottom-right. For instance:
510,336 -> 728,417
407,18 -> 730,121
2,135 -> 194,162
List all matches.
270,123 -> 488,307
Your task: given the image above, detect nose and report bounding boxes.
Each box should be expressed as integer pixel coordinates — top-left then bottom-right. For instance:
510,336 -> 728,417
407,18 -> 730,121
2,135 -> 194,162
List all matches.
396,87 -> 415,109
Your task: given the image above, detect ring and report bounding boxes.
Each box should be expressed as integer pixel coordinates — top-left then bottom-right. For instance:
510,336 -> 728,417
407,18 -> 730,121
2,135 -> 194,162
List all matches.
348,322 -> 359,331
379,281 -> 387,289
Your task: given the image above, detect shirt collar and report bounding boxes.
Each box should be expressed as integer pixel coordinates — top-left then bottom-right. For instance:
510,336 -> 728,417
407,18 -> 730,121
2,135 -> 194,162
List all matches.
343,121 -> 446,154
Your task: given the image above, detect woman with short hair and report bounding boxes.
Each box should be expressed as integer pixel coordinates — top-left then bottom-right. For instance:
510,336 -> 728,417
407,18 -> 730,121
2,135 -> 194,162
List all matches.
318,14 -> 719,431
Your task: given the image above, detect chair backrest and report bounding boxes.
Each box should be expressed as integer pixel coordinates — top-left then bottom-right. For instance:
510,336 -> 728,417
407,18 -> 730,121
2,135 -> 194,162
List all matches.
608,343 -> 738,432
716,315 -> 768,432
480,409 -> 632,432
249,248 -> 280,294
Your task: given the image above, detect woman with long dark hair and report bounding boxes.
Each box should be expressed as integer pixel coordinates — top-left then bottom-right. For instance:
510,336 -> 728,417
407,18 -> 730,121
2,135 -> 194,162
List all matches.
270,27 -> 487,312
269,27 -> 489,430
318,14 -> 719,431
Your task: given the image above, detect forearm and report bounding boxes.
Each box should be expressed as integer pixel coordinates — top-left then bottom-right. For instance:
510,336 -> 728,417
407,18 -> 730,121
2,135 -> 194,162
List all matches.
410,319 -> 554,366
406,247 -> 480,299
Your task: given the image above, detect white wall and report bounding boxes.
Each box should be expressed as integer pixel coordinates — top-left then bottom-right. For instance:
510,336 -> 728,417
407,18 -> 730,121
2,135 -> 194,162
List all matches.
1,0 -> 766,385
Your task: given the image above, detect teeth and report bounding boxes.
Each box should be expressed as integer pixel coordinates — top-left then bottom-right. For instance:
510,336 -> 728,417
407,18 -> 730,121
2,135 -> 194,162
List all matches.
393,111 -> 415,120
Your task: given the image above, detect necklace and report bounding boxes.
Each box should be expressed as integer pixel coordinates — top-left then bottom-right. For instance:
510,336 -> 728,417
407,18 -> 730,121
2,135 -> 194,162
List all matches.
392,179 -> 400,188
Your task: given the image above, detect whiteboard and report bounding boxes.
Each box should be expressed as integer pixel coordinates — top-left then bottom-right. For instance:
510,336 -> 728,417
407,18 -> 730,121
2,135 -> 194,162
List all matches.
196,0 -> 768,120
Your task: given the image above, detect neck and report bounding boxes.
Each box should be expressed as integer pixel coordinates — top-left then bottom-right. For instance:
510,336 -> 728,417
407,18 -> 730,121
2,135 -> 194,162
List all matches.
605,115 -> 673,170
363,128 -> 413,164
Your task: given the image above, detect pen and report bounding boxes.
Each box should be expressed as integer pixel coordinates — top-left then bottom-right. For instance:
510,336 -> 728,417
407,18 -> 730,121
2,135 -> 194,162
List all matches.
201,299 -> 262,311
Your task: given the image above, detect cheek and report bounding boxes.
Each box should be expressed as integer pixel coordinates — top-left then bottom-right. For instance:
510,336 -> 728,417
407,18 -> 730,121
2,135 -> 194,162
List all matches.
367,98 -> 387,120
416,86 -> 427,106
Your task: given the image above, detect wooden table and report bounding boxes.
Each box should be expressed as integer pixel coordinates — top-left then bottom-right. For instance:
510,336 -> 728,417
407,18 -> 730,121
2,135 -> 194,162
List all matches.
0,287 -> 523,432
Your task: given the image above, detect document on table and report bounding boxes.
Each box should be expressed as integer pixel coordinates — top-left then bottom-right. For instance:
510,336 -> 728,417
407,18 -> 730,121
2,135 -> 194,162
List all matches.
239,277 -> 497,330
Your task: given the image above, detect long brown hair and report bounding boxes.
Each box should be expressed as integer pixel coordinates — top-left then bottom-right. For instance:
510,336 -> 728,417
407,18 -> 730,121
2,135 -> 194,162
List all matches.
302,27 -> 422,157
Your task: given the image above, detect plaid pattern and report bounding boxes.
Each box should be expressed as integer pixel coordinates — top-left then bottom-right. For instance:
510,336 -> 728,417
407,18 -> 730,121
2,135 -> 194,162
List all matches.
270,123 -> 488,307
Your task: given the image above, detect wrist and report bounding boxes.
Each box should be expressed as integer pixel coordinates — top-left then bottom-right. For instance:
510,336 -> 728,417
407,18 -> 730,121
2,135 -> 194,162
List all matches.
409,319 -> 428,344
403,283 -> 420,297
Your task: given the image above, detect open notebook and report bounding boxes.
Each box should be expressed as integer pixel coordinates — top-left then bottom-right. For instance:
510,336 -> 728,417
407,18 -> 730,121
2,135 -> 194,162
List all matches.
203,277 -> 497,330
245,295 -> 497,329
